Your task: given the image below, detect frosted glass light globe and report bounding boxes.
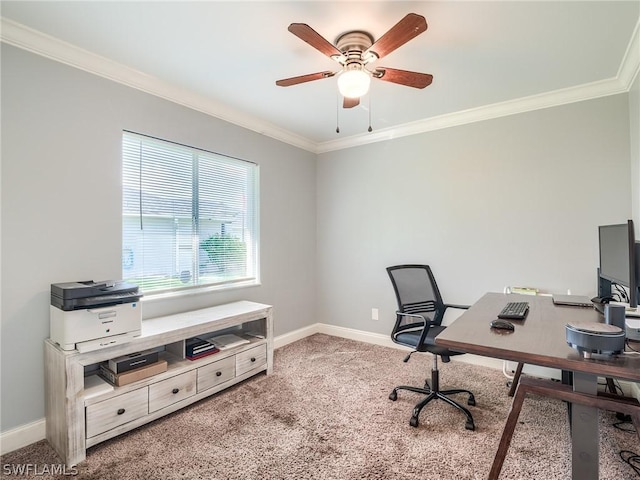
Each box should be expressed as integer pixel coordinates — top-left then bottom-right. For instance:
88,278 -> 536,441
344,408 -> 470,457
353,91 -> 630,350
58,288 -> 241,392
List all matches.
337,69 -> 371,98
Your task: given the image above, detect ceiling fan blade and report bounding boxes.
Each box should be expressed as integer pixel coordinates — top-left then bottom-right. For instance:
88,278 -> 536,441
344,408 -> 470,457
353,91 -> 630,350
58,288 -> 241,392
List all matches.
343,97 -> 360,109
365,13 -> 427,60
288,23 -> 343,58
374,67 -> 433,89
276,71 -> 336,87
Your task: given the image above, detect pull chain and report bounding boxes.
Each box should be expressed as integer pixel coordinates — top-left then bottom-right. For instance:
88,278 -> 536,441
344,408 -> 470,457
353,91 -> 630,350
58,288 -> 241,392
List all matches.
336,93 -> 340,134
335,92 -> 373,133
368,93 -> 373,132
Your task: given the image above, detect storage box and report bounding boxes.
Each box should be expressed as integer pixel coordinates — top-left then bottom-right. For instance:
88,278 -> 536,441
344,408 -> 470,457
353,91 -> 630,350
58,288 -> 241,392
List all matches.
108,349 -> 159,374
99,359 -> 168,387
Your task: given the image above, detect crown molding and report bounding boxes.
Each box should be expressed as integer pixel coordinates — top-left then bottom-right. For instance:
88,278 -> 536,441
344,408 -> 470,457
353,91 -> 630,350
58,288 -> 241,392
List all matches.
316,77 -> 629,153
0,18 -> 317,153
617,16 -> 640,90
2,16 -> 638,156
317,17 -> 640,153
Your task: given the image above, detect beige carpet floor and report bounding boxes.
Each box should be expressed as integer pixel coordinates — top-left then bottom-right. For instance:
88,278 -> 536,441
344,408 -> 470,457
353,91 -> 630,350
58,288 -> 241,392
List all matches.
2,334 -> 638,479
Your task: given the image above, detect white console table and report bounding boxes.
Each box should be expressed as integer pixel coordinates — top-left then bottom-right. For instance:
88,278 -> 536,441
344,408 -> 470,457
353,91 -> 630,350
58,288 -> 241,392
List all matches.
45,301 -> 273,465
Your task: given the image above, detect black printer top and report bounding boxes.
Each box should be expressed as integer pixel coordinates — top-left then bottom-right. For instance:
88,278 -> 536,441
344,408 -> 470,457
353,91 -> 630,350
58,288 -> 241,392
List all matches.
51,280 -> 138,300
51,280 -> 141,311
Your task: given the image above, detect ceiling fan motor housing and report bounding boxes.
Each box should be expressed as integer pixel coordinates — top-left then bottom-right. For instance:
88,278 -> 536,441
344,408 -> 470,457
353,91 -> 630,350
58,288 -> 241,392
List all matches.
335,31 -> 374,54
335,31 -> 377,66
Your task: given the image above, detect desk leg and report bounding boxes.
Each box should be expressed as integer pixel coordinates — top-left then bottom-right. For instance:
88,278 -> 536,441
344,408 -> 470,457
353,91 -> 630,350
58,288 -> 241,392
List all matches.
571,372 -> 598,480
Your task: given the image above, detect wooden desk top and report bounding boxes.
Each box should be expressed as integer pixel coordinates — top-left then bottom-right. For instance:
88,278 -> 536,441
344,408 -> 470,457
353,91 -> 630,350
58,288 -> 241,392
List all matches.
436,292 -> 640,382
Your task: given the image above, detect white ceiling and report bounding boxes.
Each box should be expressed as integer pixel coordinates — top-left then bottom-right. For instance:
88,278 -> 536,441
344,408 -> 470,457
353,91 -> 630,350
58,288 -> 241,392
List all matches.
1,1 -> 639,153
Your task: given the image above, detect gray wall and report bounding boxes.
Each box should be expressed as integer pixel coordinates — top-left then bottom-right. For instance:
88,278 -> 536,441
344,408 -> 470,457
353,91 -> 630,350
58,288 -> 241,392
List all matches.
316,95 -> 632,335
0,42 -> 635,435
0,45 -> 317,431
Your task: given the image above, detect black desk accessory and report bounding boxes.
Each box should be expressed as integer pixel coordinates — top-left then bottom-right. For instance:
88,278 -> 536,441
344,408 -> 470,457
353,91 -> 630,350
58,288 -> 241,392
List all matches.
498,301 -> 529,320
490,319 -> 515,331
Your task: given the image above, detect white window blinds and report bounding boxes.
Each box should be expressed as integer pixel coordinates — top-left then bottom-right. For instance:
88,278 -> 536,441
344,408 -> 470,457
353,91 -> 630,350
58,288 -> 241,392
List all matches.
122,132 -> 259,294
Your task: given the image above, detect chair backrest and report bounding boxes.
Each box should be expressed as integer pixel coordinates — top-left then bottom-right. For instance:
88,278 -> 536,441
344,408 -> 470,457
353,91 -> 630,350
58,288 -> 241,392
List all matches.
386,264 -> 446,327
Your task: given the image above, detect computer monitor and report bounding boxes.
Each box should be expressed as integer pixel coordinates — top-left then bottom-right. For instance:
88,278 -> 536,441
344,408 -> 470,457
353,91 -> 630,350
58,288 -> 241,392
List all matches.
598,219 -> 639,308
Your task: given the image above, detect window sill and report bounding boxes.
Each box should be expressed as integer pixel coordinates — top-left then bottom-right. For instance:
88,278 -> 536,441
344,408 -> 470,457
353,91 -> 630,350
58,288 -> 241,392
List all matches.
139,280 -> 261,304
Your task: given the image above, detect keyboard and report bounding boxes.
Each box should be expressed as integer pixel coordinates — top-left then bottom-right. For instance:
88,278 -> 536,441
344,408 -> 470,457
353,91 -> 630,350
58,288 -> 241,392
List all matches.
498,301 -> 529,320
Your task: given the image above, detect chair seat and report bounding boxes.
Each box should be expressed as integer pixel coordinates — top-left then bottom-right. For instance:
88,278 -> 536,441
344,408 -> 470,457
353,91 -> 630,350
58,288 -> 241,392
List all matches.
394,326 -> 465,359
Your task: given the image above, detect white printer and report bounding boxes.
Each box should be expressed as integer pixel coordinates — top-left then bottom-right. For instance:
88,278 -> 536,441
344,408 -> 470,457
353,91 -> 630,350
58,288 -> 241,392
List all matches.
50,280 -> 142,352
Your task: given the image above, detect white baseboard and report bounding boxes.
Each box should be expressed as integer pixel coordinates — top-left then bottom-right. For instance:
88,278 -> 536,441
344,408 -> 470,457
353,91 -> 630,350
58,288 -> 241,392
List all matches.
317,323 -> 399,349
273,323 -> 319,350
1,323 -> 324,455
1,322 -> 499,454
316,323 -> 506,371
0,419 -> 46,456
5,322 -> 636,455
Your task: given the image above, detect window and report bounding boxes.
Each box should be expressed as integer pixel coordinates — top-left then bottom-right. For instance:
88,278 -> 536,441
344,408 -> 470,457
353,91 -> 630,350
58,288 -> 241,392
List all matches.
122,132 -> 259,294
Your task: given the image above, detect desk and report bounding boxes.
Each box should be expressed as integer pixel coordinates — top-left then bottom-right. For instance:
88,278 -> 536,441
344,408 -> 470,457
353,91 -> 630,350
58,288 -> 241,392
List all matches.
435,292 -> 640,480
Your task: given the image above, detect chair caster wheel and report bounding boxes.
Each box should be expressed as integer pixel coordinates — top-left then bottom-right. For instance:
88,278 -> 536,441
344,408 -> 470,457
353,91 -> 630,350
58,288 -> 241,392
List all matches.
467,395 -> 476,406
389,391 -> 397,401
409,416 -> 419,428
465,421 -> 475,431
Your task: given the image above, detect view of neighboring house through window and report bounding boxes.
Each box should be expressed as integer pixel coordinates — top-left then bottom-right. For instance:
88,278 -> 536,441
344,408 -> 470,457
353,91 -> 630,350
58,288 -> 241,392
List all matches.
122,131 -> 259,294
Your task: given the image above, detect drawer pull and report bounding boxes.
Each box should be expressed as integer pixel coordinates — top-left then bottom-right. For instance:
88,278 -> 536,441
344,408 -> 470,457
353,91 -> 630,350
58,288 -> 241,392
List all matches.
172,388 -> 180,394
216,371 -> 222,377
117,408 -> 125,415
251,357 -> 256,362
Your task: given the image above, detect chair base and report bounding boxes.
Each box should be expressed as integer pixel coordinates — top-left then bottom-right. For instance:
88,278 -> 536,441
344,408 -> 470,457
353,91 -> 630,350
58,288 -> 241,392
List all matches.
389,358 -> 476,430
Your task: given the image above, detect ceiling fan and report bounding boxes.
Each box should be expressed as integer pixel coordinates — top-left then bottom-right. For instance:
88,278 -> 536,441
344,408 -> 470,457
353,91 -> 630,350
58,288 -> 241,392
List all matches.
275,13 -> 433,109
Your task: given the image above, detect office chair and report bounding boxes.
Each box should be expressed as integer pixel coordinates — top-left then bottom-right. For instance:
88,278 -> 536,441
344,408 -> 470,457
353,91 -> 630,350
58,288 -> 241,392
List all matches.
386,264 -> 476,430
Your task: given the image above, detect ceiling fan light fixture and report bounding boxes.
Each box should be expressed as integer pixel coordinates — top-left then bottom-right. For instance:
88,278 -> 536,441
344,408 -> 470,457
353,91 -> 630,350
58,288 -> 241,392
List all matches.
276,14 -> 431,118
337,68 -> 371,99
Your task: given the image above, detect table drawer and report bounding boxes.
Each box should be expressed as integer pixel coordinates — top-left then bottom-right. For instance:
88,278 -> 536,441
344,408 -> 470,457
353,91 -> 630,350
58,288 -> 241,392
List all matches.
86,387 -> 148,438
149,370 -> 196,413
236,344 -> 267,376
197,356 -> 235,392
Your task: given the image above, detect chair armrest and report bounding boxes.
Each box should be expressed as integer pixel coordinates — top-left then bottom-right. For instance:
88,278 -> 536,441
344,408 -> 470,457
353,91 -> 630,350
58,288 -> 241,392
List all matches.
394,311 -> 432,330
396,311 -> 431,327
395,311 -> 433,348
443,303 -> 470,311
